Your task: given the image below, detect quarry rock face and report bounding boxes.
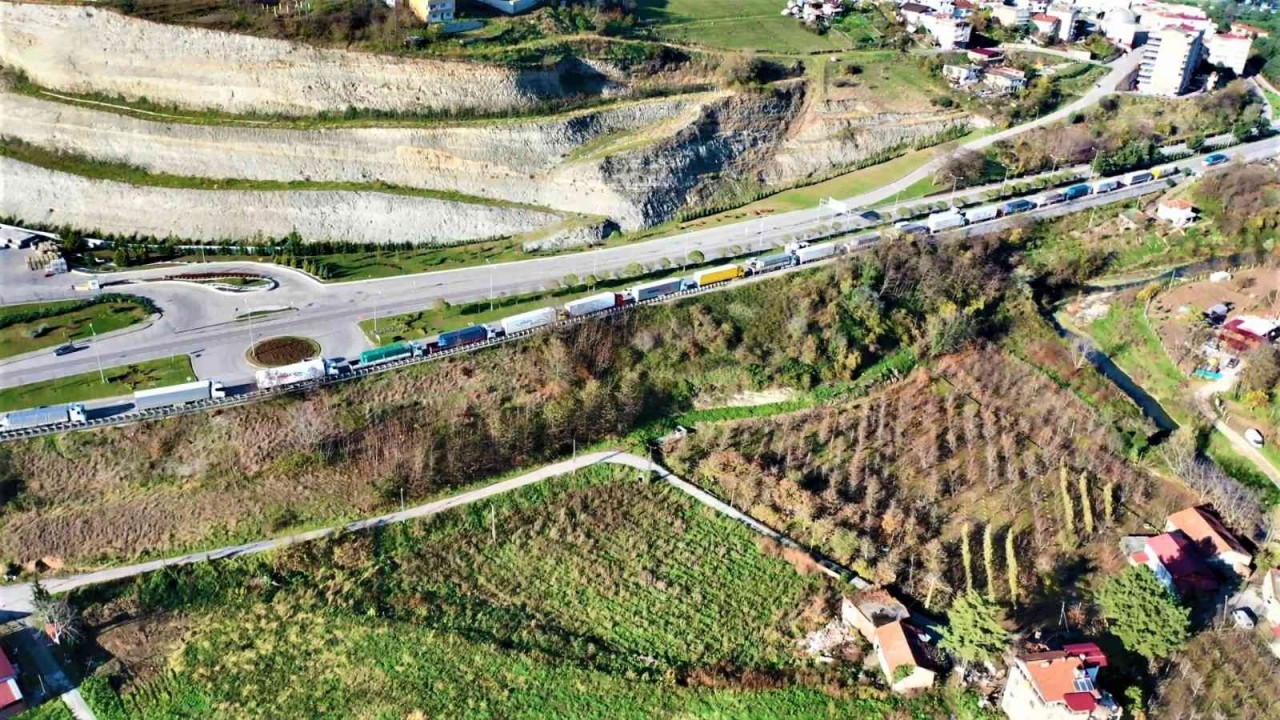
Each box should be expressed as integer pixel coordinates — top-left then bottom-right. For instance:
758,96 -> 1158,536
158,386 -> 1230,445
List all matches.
0,157 -> 564,244
0,2 -> 620,115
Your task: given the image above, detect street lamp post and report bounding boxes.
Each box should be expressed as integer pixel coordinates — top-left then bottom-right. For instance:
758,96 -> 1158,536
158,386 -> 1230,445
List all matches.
88,322 -> 106,385
486,259 -> 494,312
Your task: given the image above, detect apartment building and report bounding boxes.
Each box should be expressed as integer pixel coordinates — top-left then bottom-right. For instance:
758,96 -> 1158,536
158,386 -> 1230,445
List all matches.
1137,25 -> 1203,96
1205,32 -> 1253,74
1047,4 -> 1079,41
407,0 -> 454,23
991,2 -> 1031,26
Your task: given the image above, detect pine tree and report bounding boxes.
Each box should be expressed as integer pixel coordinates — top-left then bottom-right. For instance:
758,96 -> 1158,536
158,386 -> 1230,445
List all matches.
1103,481 -> 1116,524
1059,463 -> 1076,539
940,593 -> 1011,667
1097,566 -> 1190,660
1079,472 -> 1094,535
983,523 -> 997,600
961,523 -> 974,594
1005,527 -> 1020,605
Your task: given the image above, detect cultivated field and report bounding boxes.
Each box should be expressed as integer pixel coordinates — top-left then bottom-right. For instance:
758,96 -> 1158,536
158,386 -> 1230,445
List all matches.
665,348 -> 1185,618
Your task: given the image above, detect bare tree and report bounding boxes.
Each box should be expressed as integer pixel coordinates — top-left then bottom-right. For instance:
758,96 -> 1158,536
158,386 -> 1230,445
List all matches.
30,581 -> 80,646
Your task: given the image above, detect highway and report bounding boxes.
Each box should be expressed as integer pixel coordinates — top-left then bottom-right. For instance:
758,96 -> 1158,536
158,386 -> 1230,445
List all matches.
1,87 -> 1277,394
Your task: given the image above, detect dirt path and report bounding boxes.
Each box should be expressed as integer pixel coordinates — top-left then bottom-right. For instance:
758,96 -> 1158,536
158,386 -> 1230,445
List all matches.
0,450 -> 867,612
1194,379 -> 1280,490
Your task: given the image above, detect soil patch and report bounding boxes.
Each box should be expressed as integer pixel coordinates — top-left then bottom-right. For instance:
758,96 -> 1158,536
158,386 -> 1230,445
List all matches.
248,336 -> 319,367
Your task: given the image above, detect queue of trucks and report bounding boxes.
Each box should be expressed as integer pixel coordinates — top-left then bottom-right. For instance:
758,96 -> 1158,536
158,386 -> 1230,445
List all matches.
4,155 -> 1209,435
920,167 -> 1179,234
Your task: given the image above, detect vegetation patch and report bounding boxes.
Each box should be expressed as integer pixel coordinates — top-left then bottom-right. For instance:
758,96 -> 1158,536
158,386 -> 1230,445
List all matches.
0,295 -> 156,359
247,336 -> 320,367
0,355 -> 195,413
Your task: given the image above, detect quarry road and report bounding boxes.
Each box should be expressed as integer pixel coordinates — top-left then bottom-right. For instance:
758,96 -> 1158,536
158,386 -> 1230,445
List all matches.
0,451 -> 865,613
3,131 -> 1279,391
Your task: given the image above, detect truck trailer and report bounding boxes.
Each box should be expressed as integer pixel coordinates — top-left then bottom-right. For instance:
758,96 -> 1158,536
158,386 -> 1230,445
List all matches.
963,204 -> 1001,223
255,359 -> 330,390
0,403 -> 87,430
626,278 -> 685,303
499,307 -> 557,335
564,292 -> 623,318
690,265 -> 745,287
794,243 -> 838,264
1002,199 -> 1037,215
133,380 -> 226,410
360,342 -> 416,367
747,253 -> 796,274
1063,184 -> 1092,201
926,210 -> 966,233
437,325 -> 491,349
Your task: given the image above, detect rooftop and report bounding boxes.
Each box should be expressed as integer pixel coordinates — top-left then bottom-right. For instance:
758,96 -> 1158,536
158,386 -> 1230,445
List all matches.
1160,198 -> 1194,210
876,620 -> 928,673
1166,506 -> 1249,560
1145,531 -> 1220,594
1018,650 -> 1103,708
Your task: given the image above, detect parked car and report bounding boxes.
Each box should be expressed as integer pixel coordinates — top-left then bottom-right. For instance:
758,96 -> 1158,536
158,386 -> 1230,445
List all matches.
859,210 -> 881,222
1245,428 -> 1265,448
1203,153 -> 1229,166
1232,607 -> 1256,629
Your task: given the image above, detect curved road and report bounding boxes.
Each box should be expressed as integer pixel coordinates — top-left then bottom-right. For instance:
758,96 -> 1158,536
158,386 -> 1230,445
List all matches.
0,450 -> 864,613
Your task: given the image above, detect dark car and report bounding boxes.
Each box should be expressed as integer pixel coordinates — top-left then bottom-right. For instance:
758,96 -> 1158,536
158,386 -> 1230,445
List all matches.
859,210 -> 881,222
1203,153 -> 1229,166
54,343 -> 80,356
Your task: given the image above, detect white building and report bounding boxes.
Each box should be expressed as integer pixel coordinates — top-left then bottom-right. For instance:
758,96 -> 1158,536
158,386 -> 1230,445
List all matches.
1155,198 -> 1198,226
407,0 -> 454,23
991,2 -> 1030,26
986,65 -> 1029,92
900,1 -> 934,30
1205,32 -> 1253,74
924,15 -> 973,50
1138,25 -> 1203,96
943,64 -> 983,85
1032,12 -> 1061,39
1001,646 -> 1122,720
1102,7 -> 1141,48
1047,4 -> 1079,41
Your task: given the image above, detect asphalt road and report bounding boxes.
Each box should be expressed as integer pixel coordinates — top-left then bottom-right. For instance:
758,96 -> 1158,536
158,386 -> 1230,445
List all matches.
2,90 -> 1277,392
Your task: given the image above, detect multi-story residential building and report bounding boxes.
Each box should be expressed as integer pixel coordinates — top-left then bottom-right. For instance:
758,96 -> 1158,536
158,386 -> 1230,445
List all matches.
1205,32 -> 1253,74
1047,4 -> 1079,41
991,2 -> 1030,27
1102,7 -> 1141,48
407,0 -> 454,23
925,15 -> 973,50
1164,505 -> 1253,578
1031,13 -> 1061,39
1137,25 -> 1203,96
1002,644 -> 1122,720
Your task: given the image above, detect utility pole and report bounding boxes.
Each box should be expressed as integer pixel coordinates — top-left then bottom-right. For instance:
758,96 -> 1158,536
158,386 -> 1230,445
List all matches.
89,322 -> 106,385
486,259 -> 494,312
373,292 -> 382,342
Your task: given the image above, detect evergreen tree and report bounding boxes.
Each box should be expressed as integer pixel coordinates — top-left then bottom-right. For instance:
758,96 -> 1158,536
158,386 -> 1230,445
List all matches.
983,523 -> 997,600
1005,527 -> 1020,605
1096,566 -> 1190,661
941,592 -> 1012,666
1079,472 -> 1095,535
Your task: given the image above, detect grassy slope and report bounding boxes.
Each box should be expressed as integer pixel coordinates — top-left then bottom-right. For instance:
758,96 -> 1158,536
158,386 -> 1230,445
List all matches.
77,466 -> 933,719
0,356 -> 195,412
638,0 -> 861,52
0,300 -> 148,359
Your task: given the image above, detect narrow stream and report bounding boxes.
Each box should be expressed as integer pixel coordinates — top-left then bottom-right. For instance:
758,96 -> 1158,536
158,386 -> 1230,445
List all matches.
1044,311 -> 1179,435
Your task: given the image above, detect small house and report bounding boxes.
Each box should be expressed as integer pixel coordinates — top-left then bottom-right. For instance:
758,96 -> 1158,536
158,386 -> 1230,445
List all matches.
1128,531 -> 1220,597
1031,13 -> 1061,40
985,66 -> 1028,92
943,64 -> 983,85
1117,208 -> 1149,230
1001,644 -> 1121,719
0,650 -> 24,719
1165,506 -> 1253,579
967,47 -> 1005,65
1156,199 -> 1197,227
874,620 -> 937,694
900,2 -> 934,29
842,589 -> 911,642
1219,315 -> 1280,353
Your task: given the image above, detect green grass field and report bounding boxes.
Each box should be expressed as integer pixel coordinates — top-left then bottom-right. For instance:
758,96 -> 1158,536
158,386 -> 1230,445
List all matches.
0,299 -> 150,359
637,0 -> 864,52
0,355 -> 195,412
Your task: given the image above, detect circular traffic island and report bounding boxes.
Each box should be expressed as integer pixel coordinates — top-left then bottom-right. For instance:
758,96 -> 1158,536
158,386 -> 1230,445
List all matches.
247,336 -> 320,367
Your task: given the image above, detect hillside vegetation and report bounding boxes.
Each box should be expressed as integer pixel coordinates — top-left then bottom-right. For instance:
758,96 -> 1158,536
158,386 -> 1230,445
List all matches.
0,233 -> 1017,568
65,466 -> 973,717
